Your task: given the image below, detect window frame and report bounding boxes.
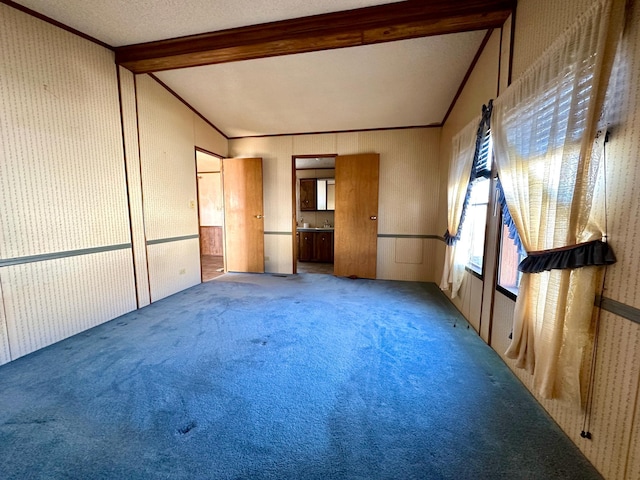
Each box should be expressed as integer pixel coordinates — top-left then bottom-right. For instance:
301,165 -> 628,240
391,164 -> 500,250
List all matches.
496,209 -> 526,301
465,129 -> 493,278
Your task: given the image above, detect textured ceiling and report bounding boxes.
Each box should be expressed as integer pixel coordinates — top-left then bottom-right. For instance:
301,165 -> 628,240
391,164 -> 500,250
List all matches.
10,1 -> 490,137
156,31 -> 487,137
13,0 -> 405,46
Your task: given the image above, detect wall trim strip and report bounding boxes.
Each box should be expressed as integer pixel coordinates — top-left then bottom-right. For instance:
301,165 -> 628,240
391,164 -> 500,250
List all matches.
265,232 -> 291,235
0,244 -> 132,267
229,124 -> 440,140
597,296 -> 640,325
147,235 -> 199,245
496,289 -> 640,325
377,234 -> 445,240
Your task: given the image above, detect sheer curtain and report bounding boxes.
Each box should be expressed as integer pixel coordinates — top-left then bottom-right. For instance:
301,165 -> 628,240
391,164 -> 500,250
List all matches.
440,115 -> 481,297
492,0 -> 622,401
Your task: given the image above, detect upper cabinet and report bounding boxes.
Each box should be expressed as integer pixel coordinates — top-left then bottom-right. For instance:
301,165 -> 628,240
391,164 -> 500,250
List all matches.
300,178 -> 317,211
300,178 -> 335,211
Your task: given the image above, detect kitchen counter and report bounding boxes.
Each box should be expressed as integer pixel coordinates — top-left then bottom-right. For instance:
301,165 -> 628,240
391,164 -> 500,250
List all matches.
297,227 -> 334,232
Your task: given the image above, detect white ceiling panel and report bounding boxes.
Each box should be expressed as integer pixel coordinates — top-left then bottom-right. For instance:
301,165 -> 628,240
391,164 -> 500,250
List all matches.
9,1 -> 492,138
156,31 -> 487,137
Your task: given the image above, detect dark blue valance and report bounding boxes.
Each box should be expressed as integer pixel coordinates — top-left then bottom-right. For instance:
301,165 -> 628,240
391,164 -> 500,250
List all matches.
496,179 -> 615,273
444,100 -> 493,246
518,240 -> 616,273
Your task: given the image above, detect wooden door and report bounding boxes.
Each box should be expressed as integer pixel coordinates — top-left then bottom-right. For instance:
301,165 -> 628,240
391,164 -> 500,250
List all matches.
334,153 -> 379,278
222,157 -> 265,273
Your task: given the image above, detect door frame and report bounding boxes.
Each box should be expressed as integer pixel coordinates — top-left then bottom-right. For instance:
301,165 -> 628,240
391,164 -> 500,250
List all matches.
291,154 -> 337,274
195,147 -> 225,282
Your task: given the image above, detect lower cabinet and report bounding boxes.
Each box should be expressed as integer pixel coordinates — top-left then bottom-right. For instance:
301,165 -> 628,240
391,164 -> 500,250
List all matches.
297,231 -> 334,262
299,231 -> 315,261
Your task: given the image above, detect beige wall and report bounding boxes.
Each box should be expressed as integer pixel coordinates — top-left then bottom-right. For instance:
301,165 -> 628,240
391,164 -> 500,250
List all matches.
0,4 -> 137,361
442,1 -> 640,478
230,128 -> 441,280
4,2 -> 640,477
0,5 -> 228,363
133,74 -> 228,302
136,75 -> 200,301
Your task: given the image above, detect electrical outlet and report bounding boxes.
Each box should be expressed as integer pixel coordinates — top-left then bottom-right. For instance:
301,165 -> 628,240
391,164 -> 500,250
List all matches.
264,256 -> 270,261
179,268 -> 186,275
189,200 -> 195,209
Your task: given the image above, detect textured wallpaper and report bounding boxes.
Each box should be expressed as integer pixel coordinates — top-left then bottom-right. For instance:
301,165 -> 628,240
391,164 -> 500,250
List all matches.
135,74 -> 202,301
438,1 -> 640,477
491,0 -> 640,478
230,128 -> 442,280
136,75 -> 199,242
0,5 -> 137,361
3,252 -> 136,360
0,5 -> 131,258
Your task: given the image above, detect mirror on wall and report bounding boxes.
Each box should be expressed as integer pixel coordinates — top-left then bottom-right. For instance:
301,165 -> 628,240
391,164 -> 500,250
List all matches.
295,157 -> 336,212
317,179 -> 335,210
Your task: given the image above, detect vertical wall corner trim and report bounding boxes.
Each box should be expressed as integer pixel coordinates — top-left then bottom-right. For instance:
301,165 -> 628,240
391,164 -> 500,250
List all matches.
0,269 -> 14,362
117,65 -> 140,308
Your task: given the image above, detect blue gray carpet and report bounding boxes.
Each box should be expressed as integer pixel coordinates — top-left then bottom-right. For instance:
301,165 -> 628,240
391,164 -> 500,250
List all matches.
0,273 -> 602,479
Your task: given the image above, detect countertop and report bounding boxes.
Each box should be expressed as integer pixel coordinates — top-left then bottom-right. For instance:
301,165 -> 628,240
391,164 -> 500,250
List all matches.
297,227 -> 334,232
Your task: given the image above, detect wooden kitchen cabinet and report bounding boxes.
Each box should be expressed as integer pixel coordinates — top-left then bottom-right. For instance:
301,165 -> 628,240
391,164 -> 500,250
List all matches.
298,231 -> 315,261
300,178 -> 317,211
314,231 -> 334,262
297,230 -> 334,262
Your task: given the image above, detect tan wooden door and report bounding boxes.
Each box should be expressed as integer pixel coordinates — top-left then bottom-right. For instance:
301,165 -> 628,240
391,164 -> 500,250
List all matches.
222,157 -> 265,273
334,153 -> 379,279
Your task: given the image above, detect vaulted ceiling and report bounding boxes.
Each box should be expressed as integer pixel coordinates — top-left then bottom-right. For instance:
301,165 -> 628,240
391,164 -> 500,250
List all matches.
8,0 -> 514,137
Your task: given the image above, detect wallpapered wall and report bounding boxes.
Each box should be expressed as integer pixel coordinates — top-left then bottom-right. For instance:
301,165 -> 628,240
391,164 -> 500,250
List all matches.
3,0 -> 640,476
230,128 -> 442,280
0,4 -> 137,361
0,5 -> 228,363
445,0 -> 640,478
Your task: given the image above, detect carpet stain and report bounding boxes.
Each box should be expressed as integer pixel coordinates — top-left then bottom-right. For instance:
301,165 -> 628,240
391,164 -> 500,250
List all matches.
5,417 -> 55,426
177,421 -> 197,435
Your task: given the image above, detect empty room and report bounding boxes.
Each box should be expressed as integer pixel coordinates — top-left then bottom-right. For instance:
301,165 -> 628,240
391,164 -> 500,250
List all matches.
1,0 -> 639,478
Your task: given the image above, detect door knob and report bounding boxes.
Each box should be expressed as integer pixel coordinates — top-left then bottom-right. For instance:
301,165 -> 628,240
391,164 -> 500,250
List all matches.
255,214 -> 263,219
370,216 -> 377,220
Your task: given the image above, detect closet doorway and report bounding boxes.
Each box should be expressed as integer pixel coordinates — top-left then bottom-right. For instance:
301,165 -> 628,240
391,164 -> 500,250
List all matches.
196,149 -> 225,281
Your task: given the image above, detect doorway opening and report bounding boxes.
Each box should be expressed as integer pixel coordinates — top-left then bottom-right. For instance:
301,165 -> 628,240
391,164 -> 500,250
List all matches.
292,155 -> 336,275
196,149 -> 225,281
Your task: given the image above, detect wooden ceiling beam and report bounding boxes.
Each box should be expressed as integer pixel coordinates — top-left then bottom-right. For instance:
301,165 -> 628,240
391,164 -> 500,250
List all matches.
115,0 -> 516,73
